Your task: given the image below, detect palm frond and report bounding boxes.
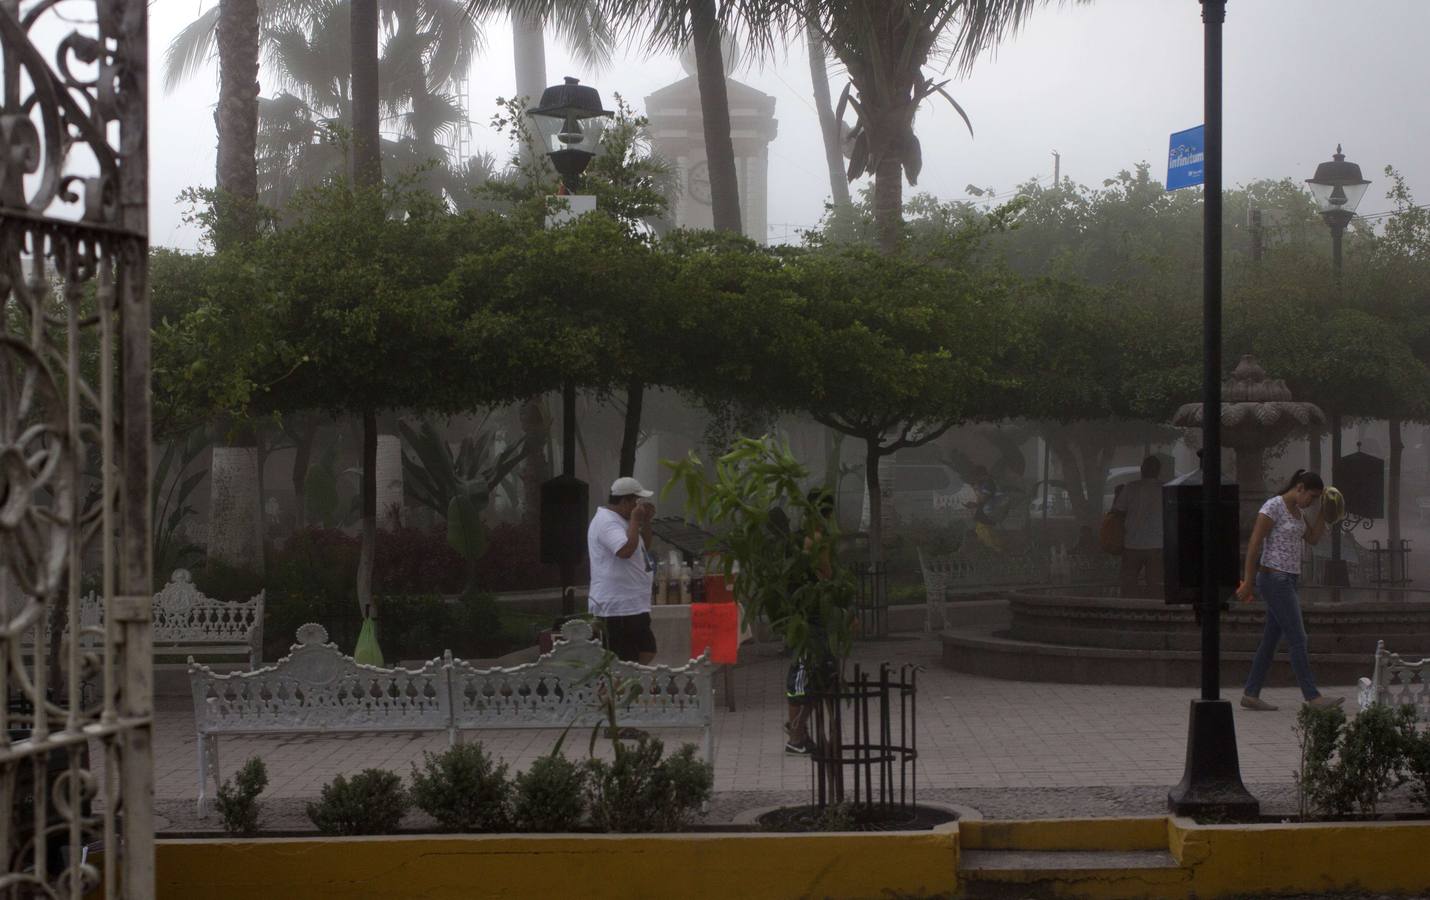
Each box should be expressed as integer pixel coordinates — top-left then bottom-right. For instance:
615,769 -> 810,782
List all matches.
162,5 -> 221,93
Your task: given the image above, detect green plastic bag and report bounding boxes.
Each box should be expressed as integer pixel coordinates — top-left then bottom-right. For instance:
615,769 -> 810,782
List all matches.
354,615 -> 384,667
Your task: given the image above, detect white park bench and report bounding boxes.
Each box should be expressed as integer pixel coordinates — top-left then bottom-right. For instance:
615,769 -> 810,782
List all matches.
188,619 -> 715,814
26,569 -> 263,670
1357,640 -> 1430,718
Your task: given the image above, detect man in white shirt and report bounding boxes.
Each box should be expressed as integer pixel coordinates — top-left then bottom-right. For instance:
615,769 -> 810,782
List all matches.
1111,456 -> 1164,598
587,476 -> 657,663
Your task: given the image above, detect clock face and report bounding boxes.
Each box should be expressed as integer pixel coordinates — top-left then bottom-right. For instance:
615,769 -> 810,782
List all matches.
688,161 -> 713,206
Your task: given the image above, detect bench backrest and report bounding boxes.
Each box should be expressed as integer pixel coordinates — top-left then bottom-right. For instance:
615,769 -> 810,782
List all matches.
1363,640 -> 1430,718
190,623 -> 448,735
191,620 -> 713,737
150,570 -> 263,647
66,569 -> 262,655
448,620 -> 713,731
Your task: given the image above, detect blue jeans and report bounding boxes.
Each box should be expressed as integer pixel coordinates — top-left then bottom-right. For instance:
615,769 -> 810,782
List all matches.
1243,570 -> 1320,700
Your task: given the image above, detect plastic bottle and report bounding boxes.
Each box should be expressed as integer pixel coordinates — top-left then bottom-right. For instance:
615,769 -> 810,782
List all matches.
655,562 -> 668,605
692,559 -> 706,603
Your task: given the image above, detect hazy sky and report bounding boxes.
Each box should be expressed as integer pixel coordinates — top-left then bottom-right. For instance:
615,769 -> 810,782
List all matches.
148,0 -> 1430,249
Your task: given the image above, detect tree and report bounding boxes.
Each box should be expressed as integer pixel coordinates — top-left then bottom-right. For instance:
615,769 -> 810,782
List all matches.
215,0 -> 262,244
787,244 -> 1015,563
807,0 -> 1071,255
804,7 -> 848,209
491,0 -> 777,234
167,0 -> 481,210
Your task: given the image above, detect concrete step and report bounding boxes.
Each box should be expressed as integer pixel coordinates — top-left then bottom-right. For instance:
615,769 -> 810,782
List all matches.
959,849 -> 1190,899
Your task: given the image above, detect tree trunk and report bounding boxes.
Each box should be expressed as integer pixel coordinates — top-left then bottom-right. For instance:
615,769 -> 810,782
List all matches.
689,0 -> 742,234
291,417 -> 317,529
1390,417 -> 1403,582
513,11 -> 546,172
357,409 -> 377,618
864,438 -> 884,566
214,0 -> 260,245
805,23 -> 849,208
619,379 -> 644,478
519,396 -> 549,527
349,0 -> 382,189
872,153 -> 903,255
350,0 -> 380,616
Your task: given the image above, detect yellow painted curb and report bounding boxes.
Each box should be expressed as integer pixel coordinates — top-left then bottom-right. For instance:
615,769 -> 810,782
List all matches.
961,817 -> 1167,852
1171,815 -> 1430,897
155,826 -> 959,900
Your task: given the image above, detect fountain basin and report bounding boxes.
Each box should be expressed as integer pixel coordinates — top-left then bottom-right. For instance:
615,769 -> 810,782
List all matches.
940,585 -> 1430,687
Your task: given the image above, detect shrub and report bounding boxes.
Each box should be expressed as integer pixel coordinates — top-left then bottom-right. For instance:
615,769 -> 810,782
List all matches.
1296,703 -> 1417,818
1338,703 -> 1418,815
215,757 -> 268,836
306,769 -> 409,835
409,743 -> 512,833
512,754 -> 587,832
584,736 -> 713,833
1407,726 -> 1430,811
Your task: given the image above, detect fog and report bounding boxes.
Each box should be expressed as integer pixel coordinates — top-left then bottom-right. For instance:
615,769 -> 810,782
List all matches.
148,0 -> 1430,249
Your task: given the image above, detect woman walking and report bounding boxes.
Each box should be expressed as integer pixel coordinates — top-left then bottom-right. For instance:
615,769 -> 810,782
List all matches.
1236,469 -> 1343,710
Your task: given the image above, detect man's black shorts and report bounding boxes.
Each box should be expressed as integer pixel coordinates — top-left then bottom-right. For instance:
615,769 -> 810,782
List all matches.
601,612 -> 657,662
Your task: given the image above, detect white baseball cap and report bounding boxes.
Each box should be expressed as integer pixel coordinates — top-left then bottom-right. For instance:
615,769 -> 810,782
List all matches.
610,476 -> 654,498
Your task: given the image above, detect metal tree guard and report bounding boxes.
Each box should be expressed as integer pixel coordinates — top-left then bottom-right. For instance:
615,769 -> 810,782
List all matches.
0,0 -> 154,890
808,663 -> 919,822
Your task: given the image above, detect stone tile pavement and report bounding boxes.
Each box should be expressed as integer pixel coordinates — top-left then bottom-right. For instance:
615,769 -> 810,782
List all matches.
149,633 -> 1349,818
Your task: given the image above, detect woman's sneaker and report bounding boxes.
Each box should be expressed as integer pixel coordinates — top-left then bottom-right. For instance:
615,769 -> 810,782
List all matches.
785,737 -> 816,755
1239,694 -> 1278,711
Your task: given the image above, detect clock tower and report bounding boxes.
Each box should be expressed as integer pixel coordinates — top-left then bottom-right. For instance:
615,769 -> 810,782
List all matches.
644,51 -> 778,243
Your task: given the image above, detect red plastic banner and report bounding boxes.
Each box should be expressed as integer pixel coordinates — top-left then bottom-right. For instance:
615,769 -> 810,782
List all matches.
690,601 -> 739,664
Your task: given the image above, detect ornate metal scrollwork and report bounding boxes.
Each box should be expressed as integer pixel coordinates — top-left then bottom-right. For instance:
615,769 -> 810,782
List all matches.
2,0 -> 152,892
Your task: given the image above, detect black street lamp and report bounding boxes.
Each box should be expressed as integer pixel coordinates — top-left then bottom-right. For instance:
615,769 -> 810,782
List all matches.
529,76 -> 614,615
1168,0 -> 1259,820
528,76 -> 613,193
1307,145 -> 1371,277
1306,146 -> 1370,588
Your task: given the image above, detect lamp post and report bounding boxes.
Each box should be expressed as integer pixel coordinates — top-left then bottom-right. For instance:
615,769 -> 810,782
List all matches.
1167,0 -> 1259,820
1305,146 -> 1370,588
529,76 -> 613,615
529,76 -> 613,194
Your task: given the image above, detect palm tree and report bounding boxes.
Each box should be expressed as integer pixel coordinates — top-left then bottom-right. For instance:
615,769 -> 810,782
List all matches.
214,0 -> 262,243
490,0 -> 773,235
808,0 -> 1072,254
168,0 -> 480,208
804,13 -> 848,208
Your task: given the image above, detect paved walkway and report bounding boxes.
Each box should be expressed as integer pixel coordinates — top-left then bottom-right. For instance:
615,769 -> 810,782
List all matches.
152,634 -> 1352,827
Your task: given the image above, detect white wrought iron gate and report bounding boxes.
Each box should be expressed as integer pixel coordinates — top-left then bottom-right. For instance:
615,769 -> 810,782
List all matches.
0,0 -> 153,892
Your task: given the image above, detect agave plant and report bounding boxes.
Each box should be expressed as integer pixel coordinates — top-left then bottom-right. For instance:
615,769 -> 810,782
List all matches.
399,418 -> 530,593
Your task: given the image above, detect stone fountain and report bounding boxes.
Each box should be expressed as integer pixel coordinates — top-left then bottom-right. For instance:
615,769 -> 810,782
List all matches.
1171,354 -> 1325,537
934,356 -> 1429,688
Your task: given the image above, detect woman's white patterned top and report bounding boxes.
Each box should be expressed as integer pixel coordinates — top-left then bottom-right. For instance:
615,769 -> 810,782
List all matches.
1258,495 -> 1304,575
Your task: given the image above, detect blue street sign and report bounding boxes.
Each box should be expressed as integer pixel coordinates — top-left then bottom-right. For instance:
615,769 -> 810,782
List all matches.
1166,125 -> 1205,191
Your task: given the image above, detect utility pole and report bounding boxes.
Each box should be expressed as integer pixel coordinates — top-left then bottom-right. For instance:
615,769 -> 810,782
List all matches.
1052,150 -> 1061,185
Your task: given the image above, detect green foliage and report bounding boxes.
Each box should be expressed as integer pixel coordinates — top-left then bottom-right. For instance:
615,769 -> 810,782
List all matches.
665,436 -> 853,670
215,757 -> 268,837
1296,703 -> 1419,818
584,737 -> 713,833
399,417 -> 528,571
306,769 -> 409,835
512,754 -> 587,833
1406,725 -> 1430,812
409,743 -> 512,833
1296,703 -> 1349,819
152,427 -> 208,588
